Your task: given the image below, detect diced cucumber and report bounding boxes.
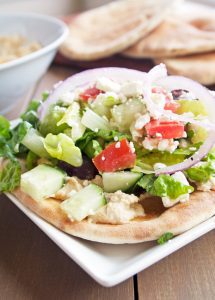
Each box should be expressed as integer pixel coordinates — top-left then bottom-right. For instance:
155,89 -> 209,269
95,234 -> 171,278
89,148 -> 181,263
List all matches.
176,100 -> 207,117
102,171 -> 142,193
111,99 -> 146,132
21,128 -> 50,158
81,108 -> 110,131
21,164 -> 65,202
188,124 -> 208,144
61,184 -> 106,221
90,93 -> 120,118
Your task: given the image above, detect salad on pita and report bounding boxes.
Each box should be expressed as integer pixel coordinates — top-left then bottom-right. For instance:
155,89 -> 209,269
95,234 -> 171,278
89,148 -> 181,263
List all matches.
1,64 -> 215,243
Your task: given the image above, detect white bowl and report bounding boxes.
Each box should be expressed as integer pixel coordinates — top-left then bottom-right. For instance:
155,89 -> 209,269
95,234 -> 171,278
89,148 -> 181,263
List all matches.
0,13 -> 68,115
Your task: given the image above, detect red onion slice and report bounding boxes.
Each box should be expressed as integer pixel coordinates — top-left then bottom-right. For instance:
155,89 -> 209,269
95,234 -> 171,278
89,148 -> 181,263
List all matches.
155,130 -> 215,175
38,67 -> 147,121
156,75 -> 215,123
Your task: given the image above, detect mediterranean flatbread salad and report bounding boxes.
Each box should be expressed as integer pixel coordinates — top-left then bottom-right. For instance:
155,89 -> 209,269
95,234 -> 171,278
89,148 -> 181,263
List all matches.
1,65 -> 215,244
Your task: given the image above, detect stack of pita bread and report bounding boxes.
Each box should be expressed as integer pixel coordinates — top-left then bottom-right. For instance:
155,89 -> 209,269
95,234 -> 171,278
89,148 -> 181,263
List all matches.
60,0 -> 215,85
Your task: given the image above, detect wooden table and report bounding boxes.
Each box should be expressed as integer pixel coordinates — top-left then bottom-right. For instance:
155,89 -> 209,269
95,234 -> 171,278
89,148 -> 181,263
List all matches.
1,65 -> 215,300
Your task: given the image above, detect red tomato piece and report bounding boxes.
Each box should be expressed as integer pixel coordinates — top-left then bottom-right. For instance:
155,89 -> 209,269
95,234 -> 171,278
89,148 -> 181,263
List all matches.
164,101 -> 180,113
93,139 -> 136,172
145,120 -> 184,139
79,87 -> 101,101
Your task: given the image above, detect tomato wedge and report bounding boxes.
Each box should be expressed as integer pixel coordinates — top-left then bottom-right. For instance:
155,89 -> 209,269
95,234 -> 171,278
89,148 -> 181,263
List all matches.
145,120 -> 184,139
79,87 -> 101,101
93,139 -> 136,172
164,101 -> 180,113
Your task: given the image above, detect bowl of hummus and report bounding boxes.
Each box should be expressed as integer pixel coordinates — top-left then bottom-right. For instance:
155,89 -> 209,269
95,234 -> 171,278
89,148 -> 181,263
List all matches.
0,12 -> 68,115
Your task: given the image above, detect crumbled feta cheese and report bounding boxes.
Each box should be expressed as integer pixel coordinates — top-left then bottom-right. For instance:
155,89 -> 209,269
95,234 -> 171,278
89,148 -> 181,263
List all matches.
95,77 -> 120,93
129,141 -> 135,153
180,139 -> 188,148
182,131 -> 187,138
120,80 -> 143,97
154,163 -> 167,170
162,193 -> 190,208
115,142 -> 121,148
114,136 -> 119,141
130,121 -> 142,141
142,137 -> 159,151
155,133 -> 162,138
189,147 -> 196,151
171,171 -> 189,186
151,93 -> 166,109
134,113 -> 150,130
143,137 -> 179,153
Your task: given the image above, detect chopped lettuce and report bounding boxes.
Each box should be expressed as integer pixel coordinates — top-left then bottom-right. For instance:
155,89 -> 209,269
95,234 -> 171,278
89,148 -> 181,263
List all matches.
57,102 -> 85,141
0,116 -> 10,139
26,151 -> 39,170
157,232 -> 174,245
21,99 -> 41,127
137,174 -> 193,199
44,133 -> 82,167
0,160 -> 21,192
39,105 -> 68,136
186,161 -> 215,183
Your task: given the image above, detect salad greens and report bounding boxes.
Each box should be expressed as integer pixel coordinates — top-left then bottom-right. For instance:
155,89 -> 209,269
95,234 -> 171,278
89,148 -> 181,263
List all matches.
0,72 -> 215,205
137,174 -> 193,199
157,232 -> 174,245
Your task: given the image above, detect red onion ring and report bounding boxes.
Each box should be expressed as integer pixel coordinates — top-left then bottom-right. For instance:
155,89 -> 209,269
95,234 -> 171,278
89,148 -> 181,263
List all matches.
155,130 -> 215,175
38,67 -> 147,121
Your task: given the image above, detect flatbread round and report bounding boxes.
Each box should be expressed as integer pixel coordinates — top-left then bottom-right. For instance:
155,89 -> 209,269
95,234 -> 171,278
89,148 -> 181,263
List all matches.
60,0 -> 174,61
155,52 -> 215,85
13,188 -> 215,244
123,2 -> 215,59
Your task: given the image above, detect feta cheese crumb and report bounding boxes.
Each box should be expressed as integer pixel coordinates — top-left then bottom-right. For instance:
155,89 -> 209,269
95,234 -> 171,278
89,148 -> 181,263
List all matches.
129,141 -> 135,153
134,113 -> 150,130
114,136 -> 119,141
142,136 -> 179,153
115,142 -> 121,148
95,77 -> 120,93
120,80 -> 143,97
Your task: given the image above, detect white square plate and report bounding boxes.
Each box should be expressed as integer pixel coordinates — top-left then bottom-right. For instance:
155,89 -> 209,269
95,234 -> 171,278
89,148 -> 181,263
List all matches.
6,192 -> 215,287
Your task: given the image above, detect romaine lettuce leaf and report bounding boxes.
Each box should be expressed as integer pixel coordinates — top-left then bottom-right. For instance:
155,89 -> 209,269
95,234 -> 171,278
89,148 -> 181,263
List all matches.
0,160 -> 21,192
44,133 -> 82,167
39,105 -> 68,136
137,174 -> 193,199
186,162 -> 215,183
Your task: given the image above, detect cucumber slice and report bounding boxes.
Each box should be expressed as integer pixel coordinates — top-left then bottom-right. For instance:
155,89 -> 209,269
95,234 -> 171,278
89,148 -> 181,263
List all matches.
81,108 -> 110,131
21,164 -> 65,202
61,184 -> 106,221
22,128 -> 50,158
176,100 -> 207,117
111,99 -> 146,132
102,171 -> 142,193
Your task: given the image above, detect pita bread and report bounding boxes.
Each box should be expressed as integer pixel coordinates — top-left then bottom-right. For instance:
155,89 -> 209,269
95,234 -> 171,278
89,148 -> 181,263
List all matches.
155,52 -> 215,85
60,0 -> 175,61
123,3 -> 215,58
13,187 -> 215,244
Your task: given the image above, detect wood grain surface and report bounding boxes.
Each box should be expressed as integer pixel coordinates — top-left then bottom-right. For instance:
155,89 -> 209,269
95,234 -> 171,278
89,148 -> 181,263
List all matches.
1,65 -> 215,300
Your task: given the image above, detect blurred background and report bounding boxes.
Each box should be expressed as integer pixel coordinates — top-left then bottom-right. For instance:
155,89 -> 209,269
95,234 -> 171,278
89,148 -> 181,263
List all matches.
0,0 -> 214,15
